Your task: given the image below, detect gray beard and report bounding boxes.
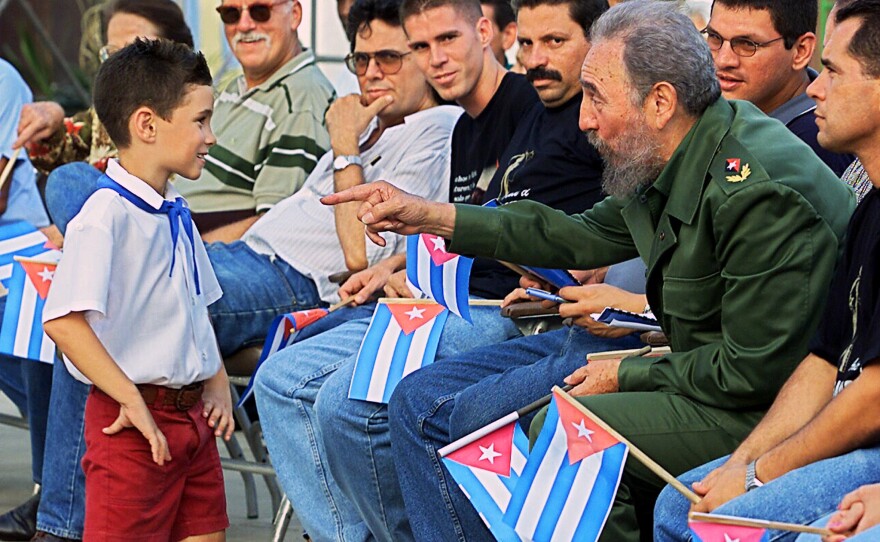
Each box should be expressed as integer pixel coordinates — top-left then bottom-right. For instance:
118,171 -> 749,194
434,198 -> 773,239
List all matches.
586,128 -> 665,199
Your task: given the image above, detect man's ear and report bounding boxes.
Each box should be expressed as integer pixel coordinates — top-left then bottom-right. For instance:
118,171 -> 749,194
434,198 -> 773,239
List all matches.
130,106 -> 158,144
289,0 -> 303,32
644,81 -> 678,130
790,32 -> 816,71
476,16 -> 494,48
501,21 -> 517,51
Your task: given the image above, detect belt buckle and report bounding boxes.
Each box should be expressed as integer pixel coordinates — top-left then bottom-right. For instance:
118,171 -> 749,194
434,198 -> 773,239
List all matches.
175,382 -> 201,411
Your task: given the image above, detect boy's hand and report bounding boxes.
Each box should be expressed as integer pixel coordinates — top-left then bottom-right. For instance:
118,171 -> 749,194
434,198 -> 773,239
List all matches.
203,370 -> 235,441
103,400 -> 172,466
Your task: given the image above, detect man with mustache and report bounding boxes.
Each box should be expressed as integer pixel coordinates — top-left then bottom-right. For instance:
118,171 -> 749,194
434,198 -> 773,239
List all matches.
706,0 -> 853,175
324,2 -> 856,540
177,0 -> 336,237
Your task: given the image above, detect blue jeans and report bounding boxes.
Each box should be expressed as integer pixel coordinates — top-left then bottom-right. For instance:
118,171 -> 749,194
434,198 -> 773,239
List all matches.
44,162 -> 101,234
255,303 -> 521,542
654,448 -> 880,542
36,360 -> 89,539
388,326 -> 643,542
205,241 -> 324,356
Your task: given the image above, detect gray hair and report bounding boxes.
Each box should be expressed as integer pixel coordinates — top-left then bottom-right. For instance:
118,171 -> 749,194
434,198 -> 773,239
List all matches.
590,0 -> 720,116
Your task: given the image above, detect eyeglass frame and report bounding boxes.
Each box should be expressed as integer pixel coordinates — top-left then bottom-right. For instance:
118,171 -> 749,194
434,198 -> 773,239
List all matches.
344,50 -> 413,76
700,27 -> 786,58
215,0 -> 292,25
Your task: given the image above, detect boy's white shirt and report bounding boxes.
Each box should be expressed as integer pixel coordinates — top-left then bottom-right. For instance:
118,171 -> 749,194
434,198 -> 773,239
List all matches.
43,159 -> 224,388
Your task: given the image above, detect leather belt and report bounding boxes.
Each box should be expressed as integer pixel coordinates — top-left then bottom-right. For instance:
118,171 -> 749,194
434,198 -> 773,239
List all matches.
138,382 -> 204,411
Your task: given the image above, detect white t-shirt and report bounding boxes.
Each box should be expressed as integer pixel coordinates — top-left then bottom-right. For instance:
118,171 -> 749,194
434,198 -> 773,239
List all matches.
243,104 -> 462,303
43,160 -> 223,388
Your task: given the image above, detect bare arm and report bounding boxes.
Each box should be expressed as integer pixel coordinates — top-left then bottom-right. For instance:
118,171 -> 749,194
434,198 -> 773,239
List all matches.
43,312 -> 171,464
201,214 -> 261,243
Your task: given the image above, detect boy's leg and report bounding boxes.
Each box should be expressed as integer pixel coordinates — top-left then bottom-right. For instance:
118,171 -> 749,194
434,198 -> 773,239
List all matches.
21,360 -> 52,485
36,360 -> 89,540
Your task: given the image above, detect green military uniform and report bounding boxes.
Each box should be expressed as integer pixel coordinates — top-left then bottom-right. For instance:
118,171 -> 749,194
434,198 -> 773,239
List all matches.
448,98 -> 855,541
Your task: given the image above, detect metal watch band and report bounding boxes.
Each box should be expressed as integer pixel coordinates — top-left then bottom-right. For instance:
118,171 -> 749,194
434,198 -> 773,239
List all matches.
745,460 -> 764,492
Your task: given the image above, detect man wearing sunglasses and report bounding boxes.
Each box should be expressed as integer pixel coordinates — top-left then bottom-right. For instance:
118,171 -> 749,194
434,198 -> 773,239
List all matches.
704,0 -> 853,176
176,0 -> 336,238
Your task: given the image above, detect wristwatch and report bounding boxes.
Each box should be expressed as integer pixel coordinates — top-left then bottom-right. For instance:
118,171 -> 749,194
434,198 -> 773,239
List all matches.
333,154 -> 363,172
745,460 -> 764,492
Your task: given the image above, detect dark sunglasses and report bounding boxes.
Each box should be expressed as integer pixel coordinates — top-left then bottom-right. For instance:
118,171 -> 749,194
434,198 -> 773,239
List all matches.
216,0 -> 290,24
344,50 -> 412,76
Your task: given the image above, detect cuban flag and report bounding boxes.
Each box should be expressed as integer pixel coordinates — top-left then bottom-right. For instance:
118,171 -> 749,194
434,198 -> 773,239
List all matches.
441,420 -> 530,541
0,222 -> 54,291
349,300 -> 448,403
406,234 -> 473,322
502,390 -> 627,542
690,520 -> 768,542
0,252 -> 62,363
236,308 -> 330,406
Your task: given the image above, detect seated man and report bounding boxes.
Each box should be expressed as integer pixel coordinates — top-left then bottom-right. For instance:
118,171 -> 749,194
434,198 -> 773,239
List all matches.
481,0 -> 517,67
705,0 -> 853,175
654,2 -> 880,540
255,0 -> 610,538
323,2 -> 856,541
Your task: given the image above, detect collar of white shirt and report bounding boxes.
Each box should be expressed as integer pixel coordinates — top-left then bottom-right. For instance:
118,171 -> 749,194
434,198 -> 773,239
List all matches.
104,159 -> 183,210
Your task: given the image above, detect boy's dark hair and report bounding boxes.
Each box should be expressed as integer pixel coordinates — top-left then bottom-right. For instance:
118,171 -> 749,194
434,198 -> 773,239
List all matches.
104,0 -> 194,48
512,0 -> 607,37
480,0 -> 515,30
347,0 -> 404,51
94,38 -> 211,148
400,0 -> 483,28
836,0 -> 880,77
710,0 -> 817,49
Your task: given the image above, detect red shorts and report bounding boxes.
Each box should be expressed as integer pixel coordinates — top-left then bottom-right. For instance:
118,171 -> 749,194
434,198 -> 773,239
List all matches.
82,387 -> 229,542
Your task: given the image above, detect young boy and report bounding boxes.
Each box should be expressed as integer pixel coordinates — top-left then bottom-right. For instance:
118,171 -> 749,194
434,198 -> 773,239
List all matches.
42,38 -> 233,542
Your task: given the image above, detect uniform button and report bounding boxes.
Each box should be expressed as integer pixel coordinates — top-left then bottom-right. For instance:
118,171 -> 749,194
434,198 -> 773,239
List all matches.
659,232 -> 666,241
639,195 -> 648,203
201,352 -> 207,360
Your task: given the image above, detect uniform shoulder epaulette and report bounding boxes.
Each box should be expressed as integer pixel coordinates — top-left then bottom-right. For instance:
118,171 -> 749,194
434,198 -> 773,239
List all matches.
708,136 -> 769,195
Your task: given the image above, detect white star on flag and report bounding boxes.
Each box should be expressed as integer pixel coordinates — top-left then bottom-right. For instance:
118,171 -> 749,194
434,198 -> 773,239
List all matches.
405,306 -> 426,320
430,236 -> 446,253
478,443 -> 503,464
727,162 -> 737,171
37,267 -> 54,282
724,534 -> 740,542
572,419 -> 594,442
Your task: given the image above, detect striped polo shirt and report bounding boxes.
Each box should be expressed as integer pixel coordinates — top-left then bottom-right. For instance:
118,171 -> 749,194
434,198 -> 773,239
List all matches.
179,49 -> 336,214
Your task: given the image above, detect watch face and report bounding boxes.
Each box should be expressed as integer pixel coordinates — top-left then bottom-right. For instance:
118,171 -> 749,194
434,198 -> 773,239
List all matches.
333,156 -> 347,170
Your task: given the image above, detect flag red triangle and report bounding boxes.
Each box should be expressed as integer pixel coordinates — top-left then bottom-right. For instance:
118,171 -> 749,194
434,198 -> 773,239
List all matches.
421,234 -> 458,266
21,261 -> 56,300
554,390 -> 620,464
387,302 -> 446,335
689,521 -> 766,542
290,308 -> 329,330
445,422 -> 515,476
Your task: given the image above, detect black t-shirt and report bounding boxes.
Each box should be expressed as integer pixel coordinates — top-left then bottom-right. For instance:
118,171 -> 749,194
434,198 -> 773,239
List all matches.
810,188 -> 880,394
468,95 -> 606,299
448,73 -> 538,205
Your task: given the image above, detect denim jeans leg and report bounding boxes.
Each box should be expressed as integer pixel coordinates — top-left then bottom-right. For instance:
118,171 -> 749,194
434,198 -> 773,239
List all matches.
654,456 -> 727,542
314,306 -> 523,541
389,327 -> 643,542
21,360 -> 53,484
206,241 -> 324,356
255,312 -> 374,542
0,354 -> 27,414
36,358 -> 89,539
657,448 -> 880,542
44,162 -> 102,235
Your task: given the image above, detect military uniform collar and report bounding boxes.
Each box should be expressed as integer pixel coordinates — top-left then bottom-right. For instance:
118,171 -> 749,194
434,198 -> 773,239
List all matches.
235,48 -> 316,96
647,98 -> 733,225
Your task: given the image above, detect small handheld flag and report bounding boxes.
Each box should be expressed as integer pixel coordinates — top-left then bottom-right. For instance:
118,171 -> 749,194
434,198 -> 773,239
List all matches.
0,252 -> 62,363
406,234 -> 473,322
349,299 -> 448,403
688,512 -> 832,539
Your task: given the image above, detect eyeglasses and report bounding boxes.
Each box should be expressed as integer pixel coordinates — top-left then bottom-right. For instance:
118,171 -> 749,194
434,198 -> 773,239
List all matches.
344,50 -> 412,76
99,44 -> 120,63
216,0 -> 291,25
701,28 -> 785,57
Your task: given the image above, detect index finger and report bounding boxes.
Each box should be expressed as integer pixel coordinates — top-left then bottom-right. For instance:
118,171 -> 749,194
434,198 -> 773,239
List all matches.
321,183 -> 383,206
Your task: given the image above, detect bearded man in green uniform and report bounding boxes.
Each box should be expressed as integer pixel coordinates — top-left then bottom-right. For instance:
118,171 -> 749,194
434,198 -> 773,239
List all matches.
324,1 -> 855,540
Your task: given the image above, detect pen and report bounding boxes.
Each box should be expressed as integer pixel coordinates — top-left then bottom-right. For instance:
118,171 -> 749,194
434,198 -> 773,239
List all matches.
525,287 -> 569,304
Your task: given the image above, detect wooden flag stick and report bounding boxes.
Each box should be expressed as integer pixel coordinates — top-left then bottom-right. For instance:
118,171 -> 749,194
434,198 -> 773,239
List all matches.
552,385 -> 702,504
689,512 -> 833,536
329,295 -> 356,312
377,297 -> 503,306
0,147 -> 21,192
587,345 -> 671,361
